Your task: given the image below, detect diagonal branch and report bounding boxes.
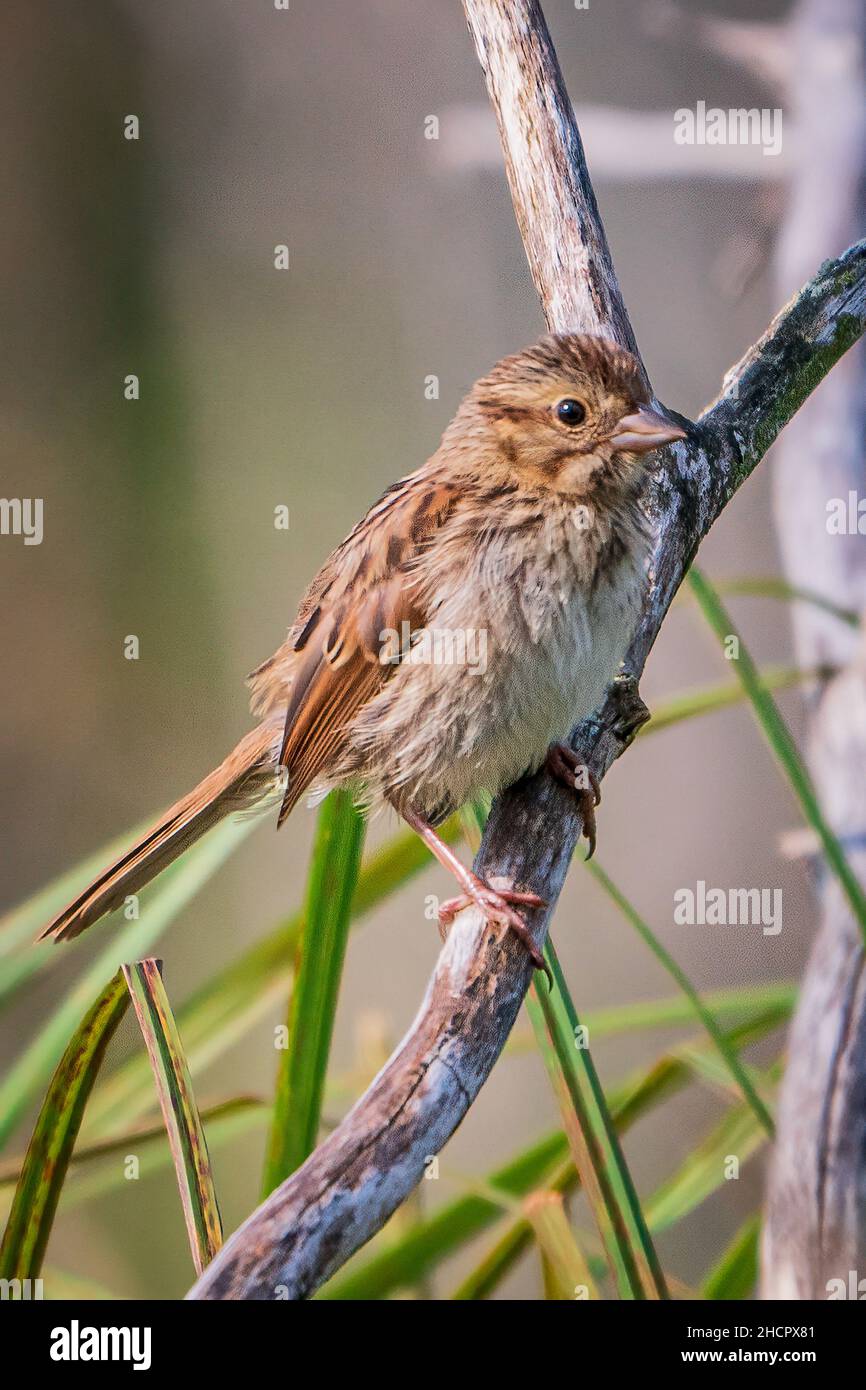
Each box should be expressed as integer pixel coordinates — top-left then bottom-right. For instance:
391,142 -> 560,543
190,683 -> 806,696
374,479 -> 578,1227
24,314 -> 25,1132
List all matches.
188,0 -> 866,1300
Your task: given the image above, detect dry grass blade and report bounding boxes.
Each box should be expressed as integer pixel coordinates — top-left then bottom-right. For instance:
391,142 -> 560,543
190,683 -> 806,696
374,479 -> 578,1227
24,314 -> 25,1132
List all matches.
123,959 -> 222,1276
524,1190 -> 598,1300
527,941 -> 668,1300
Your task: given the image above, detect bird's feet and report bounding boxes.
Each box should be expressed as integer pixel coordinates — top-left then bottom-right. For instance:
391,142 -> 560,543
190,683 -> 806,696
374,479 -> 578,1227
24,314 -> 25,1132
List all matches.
438,877 -> 548,976
399,805 -> 549,982
546,742 -> 601,858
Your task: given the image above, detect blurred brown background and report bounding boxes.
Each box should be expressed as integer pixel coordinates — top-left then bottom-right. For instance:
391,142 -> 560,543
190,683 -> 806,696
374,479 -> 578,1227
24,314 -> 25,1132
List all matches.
0,0 -> 820,1298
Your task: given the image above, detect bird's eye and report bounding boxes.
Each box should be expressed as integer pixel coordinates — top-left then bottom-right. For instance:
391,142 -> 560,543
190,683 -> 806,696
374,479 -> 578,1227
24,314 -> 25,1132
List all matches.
556,398 -> 586,427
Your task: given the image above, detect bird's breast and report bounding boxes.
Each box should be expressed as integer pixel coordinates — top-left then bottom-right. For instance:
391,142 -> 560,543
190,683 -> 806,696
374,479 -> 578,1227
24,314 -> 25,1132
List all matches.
335,501 -> 648,818
407,510 -> 644,771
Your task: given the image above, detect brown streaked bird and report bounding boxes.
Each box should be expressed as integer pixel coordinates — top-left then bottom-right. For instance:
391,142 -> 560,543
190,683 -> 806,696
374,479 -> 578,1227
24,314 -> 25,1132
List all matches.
40,334 -> 686,969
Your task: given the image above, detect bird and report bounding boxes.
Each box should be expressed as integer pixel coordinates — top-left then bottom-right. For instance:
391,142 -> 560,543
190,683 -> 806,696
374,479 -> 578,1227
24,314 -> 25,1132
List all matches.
39,333 -> 686,970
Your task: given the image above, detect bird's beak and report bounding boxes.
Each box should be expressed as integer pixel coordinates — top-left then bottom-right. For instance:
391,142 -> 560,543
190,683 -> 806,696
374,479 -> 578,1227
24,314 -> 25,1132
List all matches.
608,404 -> 687,454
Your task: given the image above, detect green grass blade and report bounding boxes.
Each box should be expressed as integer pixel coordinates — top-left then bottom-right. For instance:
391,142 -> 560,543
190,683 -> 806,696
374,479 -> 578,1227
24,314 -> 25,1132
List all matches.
0,822 -> 153,961
645,1077 -> 777,1234
0,1097 -> 263,1201
3,1101 -> 268,1223
451,1010 -> 780,1300
0,816 -> 253,1153
499,981 -> 791,1062
702,1213 -> 760,1300
527,941 -> 668,1300
0,952 -> 56,1009
319,1130 -> 568,1299
585,859 -> 774,1137
123,959 -> 222,1275
679,575 -> 857,629
83,817 -> 461,1140
325,1002 -> 782,1302
545,981 -> 794,1043
450,1158 -> 573,1302
689,566 -> 866,944
351,821 -> 461,915
0,821 -> 157,1005
0,971 -> 129,1281
524,1190 -> 598,1300
261,791 -> 366,1195
675,1041 -> 771,1113
643,666 -> 823,737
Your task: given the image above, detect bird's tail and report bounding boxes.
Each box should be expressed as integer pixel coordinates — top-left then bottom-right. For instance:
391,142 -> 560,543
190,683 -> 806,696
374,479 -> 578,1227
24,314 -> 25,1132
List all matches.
39,720 -> 283,943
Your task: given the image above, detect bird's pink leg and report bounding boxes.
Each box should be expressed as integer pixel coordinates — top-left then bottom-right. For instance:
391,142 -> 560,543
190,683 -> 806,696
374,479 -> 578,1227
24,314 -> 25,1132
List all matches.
401,807 -> 547,974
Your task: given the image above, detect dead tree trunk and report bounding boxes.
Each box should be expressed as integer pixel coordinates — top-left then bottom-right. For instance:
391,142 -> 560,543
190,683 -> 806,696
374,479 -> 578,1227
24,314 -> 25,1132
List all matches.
762,0 -> 866,1300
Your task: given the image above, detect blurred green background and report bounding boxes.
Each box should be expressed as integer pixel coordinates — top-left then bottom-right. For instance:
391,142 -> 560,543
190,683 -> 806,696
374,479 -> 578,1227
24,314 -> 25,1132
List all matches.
0,0 -> 811,1298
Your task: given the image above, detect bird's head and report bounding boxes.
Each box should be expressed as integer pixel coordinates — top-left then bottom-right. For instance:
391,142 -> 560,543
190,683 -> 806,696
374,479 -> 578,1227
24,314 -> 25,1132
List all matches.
451,333 -> 686,498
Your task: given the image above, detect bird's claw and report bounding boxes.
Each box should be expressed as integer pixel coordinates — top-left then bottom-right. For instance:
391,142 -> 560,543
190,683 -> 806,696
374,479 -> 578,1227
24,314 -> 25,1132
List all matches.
546,742 -> 600,859
576,787 -> 597,859
438,882 -> 550,984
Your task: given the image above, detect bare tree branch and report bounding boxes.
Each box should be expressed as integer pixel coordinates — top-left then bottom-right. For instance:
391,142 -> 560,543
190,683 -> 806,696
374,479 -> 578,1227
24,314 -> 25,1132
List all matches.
461,0 -> 643,363
188,0 -> 866,1300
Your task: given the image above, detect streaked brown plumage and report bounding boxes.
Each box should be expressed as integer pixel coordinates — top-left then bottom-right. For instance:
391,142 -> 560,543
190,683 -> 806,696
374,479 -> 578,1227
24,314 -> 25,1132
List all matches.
40,334 -> 685,966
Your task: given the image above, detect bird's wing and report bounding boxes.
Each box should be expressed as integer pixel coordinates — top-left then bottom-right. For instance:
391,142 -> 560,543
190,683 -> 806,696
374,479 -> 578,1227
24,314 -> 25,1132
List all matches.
254,472 -> 458,822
